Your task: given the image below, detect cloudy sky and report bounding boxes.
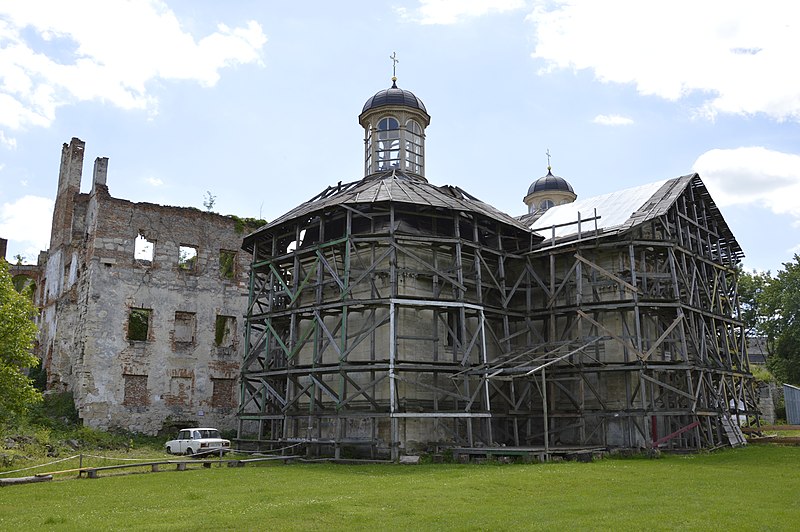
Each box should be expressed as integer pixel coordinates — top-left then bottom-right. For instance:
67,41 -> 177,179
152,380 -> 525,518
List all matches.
1,0 -> 799,273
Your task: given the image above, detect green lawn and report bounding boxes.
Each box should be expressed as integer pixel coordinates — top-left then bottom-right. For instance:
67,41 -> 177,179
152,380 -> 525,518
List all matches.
1,445 -> 798,531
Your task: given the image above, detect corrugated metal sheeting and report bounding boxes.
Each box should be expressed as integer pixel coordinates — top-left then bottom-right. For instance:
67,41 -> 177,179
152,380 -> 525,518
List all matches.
785,384 -> 800,424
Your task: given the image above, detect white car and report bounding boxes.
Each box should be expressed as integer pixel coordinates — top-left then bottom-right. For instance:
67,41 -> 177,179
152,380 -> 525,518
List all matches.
165,427 -> 231,456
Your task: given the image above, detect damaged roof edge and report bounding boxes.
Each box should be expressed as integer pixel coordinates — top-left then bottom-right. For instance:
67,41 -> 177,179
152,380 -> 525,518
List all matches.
241,171 -> 542,253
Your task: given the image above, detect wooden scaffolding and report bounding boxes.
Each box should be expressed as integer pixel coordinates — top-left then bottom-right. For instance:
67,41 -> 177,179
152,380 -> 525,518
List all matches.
237,172 -> 759,457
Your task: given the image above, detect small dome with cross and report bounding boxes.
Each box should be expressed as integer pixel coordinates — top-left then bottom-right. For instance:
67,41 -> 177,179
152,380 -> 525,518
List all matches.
527,170 -> 574,196
359,53 -> 431,179
523,157 -> 577,215
361,80 -> 427,114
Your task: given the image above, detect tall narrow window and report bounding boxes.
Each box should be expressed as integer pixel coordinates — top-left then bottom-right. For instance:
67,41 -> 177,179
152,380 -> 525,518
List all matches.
215,315 -> 236,348
405,119 -> 424,175
128,308 -> 151,341
376,117 -> 400,171
134,233 -> 154,266
168,376 -> 192,406
179,245 -> 198,272
219,250 -> 236,279
174,311 -> 196,344
123,374 -> 149,406
211,378 -> 236,408
365,125 -> 373,175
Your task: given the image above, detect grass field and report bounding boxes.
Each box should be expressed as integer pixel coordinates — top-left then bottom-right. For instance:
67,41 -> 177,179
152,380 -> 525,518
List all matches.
1,445 -> 798,531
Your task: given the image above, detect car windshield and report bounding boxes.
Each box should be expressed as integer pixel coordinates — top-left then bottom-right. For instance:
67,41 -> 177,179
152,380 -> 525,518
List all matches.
198,429 -> 221,439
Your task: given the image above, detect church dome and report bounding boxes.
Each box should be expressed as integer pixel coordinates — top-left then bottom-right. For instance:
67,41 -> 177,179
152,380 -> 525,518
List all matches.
528,170 -> 574,196
362,81 -> 427,114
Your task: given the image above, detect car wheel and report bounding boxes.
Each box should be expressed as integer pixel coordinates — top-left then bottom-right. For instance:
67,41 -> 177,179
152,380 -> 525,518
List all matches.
186,448 -> 194,456
166,446 -> 172,454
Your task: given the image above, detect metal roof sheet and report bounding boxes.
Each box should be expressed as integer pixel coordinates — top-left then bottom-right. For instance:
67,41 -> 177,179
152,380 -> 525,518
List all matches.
243,169 -> 535,247
529,173 -> 743,260
531,179 -> 672,239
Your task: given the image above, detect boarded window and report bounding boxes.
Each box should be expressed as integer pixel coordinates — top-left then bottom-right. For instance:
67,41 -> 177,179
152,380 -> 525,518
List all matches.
215,315 -> 236,348
134,233 -> 154,266
178,245 -> 198,271
167,376 -> 192,406
128,308 -> 151,341
219,250 -> 236,279
123,374 -> 148,406
174,311 -> 196,344
212,378 -> 236,408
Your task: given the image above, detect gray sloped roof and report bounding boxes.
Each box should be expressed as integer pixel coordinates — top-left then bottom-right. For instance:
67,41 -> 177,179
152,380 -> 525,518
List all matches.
530,173 -> 743,259
361,82 -> 428,115
527,170 -> 574,195
243,169 -> 536,247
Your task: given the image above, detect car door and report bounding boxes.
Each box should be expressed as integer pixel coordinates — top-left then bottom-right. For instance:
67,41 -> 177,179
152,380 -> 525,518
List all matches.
177,430 -> 190,454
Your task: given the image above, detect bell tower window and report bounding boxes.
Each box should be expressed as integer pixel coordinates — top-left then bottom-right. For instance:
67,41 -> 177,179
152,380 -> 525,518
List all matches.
376,117 -> 401,171
405,119 -> 424,175
539,199 -> 555,211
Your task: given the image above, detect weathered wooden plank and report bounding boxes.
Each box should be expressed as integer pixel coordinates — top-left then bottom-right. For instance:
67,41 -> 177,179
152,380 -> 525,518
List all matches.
0,475 -> 53,486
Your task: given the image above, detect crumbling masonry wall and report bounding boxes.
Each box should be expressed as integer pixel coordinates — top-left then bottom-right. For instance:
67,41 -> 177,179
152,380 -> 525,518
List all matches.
38,138 -> 259,434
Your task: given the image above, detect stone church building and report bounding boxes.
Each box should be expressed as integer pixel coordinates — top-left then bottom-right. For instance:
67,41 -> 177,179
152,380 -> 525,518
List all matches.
236,78 -> 758,458
20,76 -> 757,454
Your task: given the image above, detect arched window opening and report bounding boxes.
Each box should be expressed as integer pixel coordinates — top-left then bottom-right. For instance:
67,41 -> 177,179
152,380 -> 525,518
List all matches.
365,124 -> 373,175
539,199 -> 555,211
376,117 -> 400,171
405,119 -> 424,175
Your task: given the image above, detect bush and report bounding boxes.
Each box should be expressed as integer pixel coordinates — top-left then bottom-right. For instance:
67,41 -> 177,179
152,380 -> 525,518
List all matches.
751,365 -> 774,383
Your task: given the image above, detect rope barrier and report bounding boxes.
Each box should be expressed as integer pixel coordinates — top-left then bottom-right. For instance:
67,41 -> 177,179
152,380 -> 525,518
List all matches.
80,454 -> 167,462
0,442 -> 306,476
0,454 -> 81,476
231,442 -> 304,455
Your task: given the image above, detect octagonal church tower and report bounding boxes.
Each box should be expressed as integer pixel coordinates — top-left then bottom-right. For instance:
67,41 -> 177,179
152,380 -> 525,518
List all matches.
237,76 -> 538,459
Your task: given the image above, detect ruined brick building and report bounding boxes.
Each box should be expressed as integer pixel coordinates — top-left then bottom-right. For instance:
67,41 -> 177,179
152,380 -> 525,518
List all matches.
236,78 -> 759,459
33,138 -> 260,434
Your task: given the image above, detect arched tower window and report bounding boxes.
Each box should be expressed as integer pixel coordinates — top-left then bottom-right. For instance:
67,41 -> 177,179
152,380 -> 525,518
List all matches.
376,117 -> 401,171
405,119 -> 424,175
539,199 -> 555,211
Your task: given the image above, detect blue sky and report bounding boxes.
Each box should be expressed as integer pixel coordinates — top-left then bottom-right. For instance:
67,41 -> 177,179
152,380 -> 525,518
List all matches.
2,0 -> 799,273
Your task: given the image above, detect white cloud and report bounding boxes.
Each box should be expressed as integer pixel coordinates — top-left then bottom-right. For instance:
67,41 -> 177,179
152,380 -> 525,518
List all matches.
0,129 -> 17,149
528,1 -> 800,121
0,195 -> 54,262
693,147 -> 800,219
397,0 -> 526,25
145,176 -> 164,187
0,1 -> 267,131
592,114 -> 633,126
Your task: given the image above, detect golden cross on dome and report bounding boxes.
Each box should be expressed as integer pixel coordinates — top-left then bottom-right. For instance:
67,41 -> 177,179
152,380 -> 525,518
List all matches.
390,52 -> 399,81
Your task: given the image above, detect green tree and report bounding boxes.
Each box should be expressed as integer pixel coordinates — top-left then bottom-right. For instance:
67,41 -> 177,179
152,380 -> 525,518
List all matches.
0,259 -> 42,420
737,267 -> 771,336
757,255 -> 800,385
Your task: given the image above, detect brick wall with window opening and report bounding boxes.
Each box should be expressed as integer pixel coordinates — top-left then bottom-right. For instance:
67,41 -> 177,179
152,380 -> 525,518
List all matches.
174,311 -> 196,344
128,308 -> 151,341
215,315 -> 236,348
123,374 -> 149,406
211,378 -> 236,408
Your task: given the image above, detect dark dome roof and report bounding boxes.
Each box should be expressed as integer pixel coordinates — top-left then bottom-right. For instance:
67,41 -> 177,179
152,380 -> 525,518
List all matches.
528,170 -> 574,195
362,81 -> 427,114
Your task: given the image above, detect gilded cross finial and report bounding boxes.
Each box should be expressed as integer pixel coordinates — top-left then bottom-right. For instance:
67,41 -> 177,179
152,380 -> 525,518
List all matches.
546,149 -> 552,171
390,52 -> 399,82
